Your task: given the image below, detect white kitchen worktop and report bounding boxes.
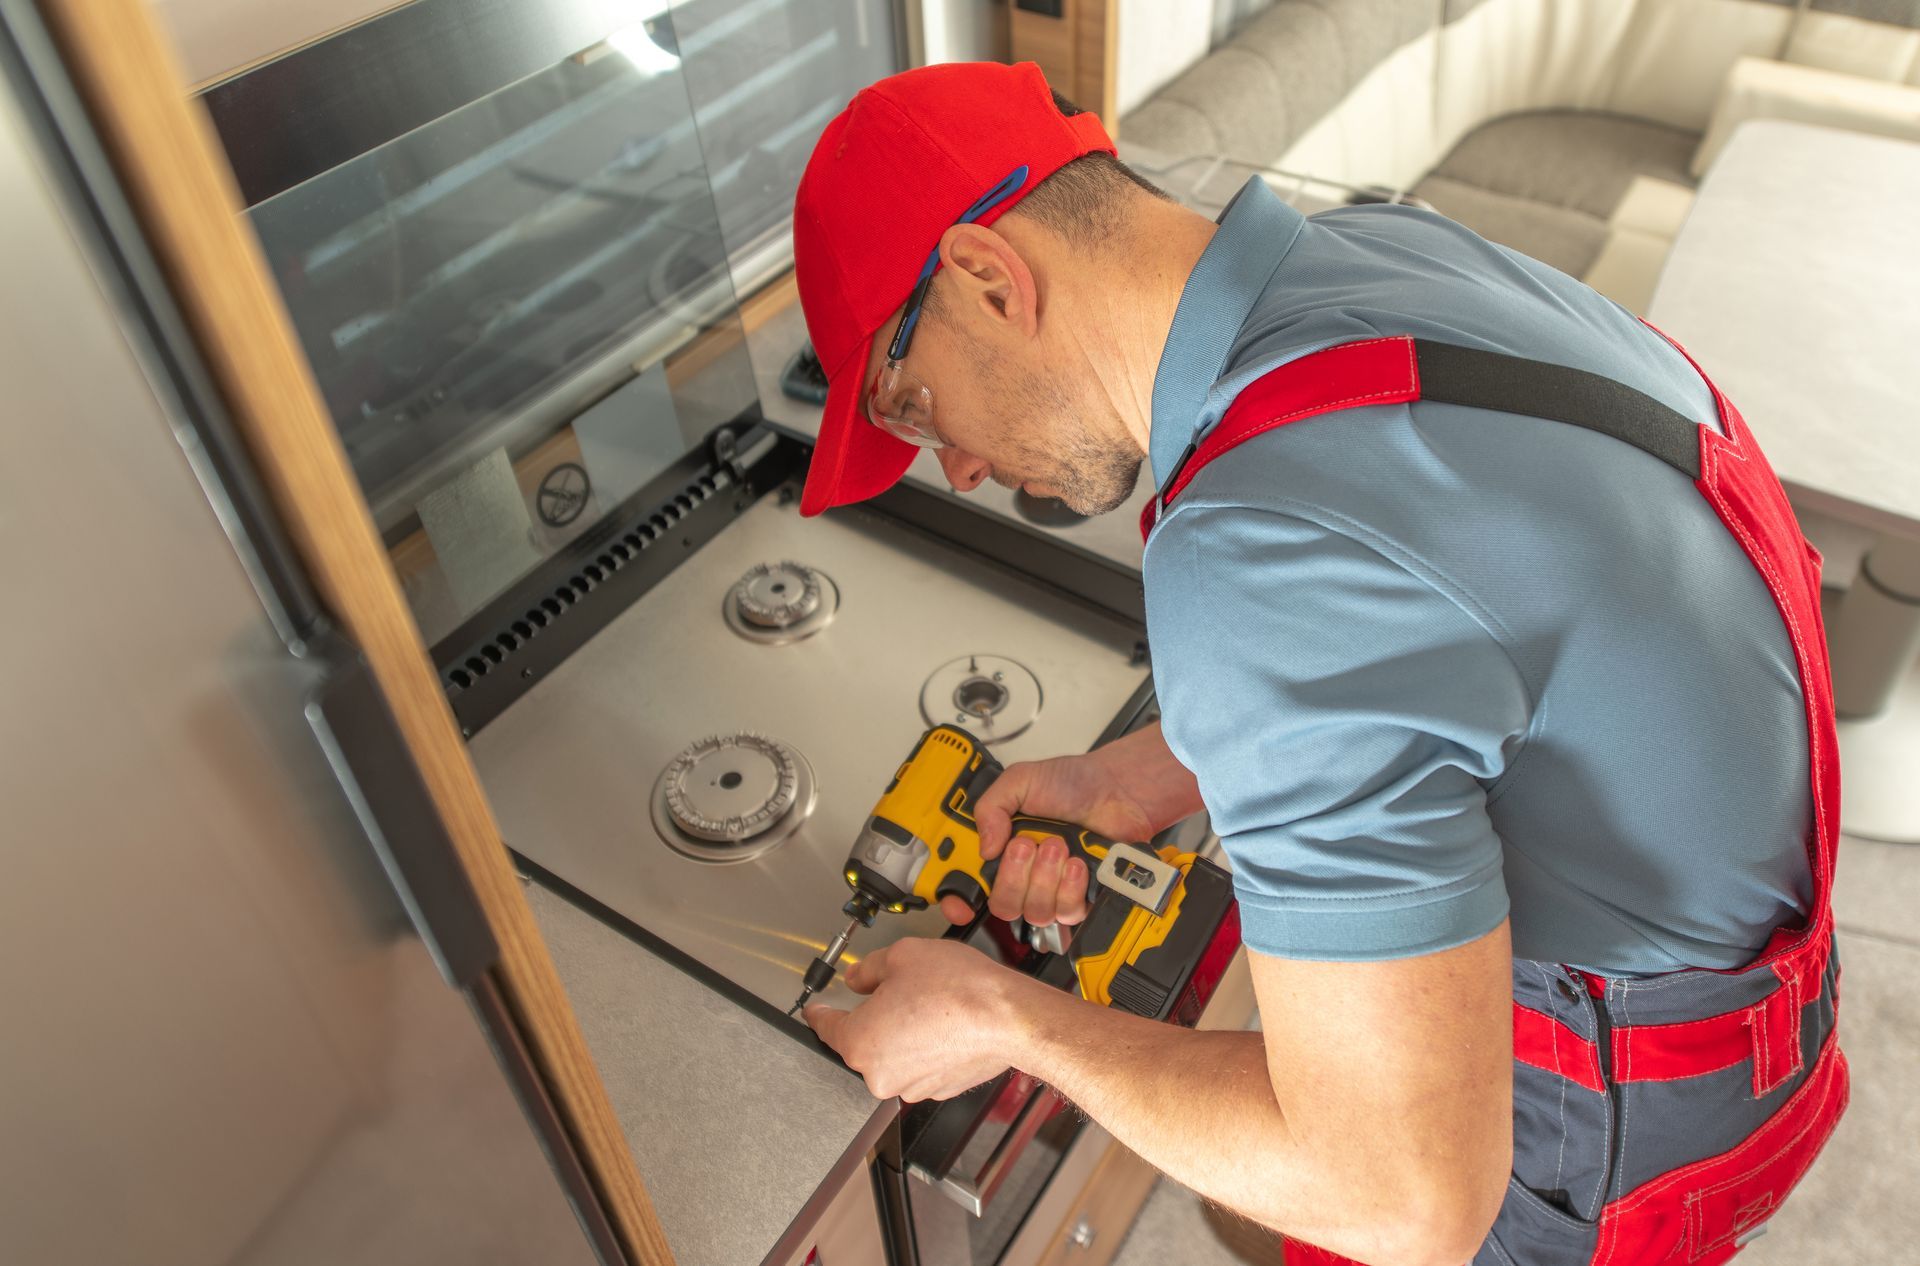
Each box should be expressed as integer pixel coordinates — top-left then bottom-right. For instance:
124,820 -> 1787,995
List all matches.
1648,120 -> 1920,541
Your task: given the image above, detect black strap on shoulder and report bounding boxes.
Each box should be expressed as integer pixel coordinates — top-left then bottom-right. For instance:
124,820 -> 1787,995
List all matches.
1413,340 -> 1703,480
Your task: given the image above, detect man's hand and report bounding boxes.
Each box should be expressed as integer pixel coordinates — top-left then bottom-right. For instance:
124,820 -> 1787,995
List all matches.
803,937 -> 1031,1102
946,722 -> 1205,926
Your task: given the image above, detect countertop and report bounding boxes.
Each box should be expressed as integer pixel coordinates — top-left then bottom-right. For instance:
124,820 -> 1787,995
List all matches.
526,882 -> 891,1266
1647,120 -> 1920,541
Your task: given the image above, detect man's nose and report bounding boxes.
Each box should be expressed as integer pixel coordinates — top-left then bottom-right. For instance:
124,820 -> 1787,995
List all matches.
935,446 -> 991,493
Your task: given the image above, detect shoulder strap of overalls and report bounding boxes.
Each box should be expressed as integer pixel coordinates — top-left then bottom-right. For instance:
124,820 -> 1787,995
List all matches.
1139,336 -> 1702,540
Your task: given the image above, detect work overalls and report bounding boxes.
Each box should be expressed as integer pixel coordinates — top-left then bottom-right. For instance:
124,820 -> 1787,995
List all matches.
1140,334 -> 1848,1266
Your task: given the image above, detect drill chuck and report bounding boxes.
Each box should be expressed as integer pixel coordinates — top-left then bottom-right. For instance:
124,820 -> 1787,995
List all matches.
799,956 -> 837,997
787,912 -> 864,1017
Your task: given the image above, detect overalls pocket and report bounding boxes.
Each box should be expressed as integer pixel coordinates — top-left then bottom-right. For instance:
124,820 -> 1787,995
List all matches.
1478,1175 -> 1602,1266
1594,1035 -> 1848,1266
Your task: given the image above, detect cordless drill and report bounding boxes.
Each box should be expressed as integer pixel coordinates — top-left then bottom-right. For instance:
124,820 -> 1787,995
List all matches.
786,724 -> 1239,1023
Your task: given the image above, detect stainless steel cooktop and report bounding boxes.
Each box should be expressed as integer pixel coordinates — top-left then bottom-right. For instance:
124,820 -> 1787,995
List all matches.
469,492 -> 1150,1017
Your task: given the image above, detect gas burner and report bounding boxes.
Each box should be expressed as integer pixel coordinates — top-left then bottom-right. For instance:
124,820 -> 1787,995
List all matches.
920,655 -> 1042,744
650,733 -> 816,863
723,560 -> 839,644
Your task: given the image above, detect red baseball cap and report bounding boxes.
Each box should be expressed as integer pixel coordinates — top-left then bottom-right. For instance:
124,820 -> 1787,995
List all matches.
791,62 -> 1114,516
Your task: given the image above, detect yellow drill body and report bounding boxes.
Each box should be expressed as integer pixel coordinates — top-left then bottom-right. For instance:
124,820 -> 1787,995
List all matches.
787,724 -> 1234,1020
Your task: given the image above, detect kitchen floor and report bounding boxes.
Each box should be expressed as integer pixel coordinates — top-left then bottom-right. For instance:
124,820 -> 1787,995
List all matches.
1109,832 -> 1920,1266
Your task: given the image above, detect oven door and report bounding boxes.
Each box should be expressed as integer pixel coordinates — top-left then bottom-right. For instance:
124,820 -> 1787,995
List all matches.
900,1073 -> 1087,1266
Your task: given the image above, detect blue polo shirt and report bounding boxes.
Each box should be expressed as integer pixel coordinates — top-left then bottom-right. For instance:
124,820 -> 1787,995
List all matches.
1144,178 -> 1813,974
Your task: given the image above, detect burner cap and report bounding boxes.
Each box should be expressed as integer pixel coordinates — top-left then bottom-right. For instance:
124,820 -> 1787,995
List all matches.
735,561 -> 819,626
724,562 -> 839,644
651,733 -> 816,863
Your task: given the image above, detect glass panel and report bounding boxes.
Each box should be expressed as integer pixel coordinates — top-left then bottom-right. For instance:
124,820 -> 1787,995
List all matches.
246,9 -> 757,645
667,0 -> 900,296
971,1105 -> 1084,1263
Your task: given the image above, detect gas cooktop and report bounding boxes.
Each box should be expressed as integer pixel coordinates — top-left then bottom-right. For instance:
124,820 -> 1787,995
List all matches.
468,491 -> 1151,1020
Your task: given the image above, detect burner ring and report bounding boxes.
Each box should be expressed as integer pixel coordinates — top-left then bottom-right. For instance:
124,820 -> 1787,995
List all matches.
921,655 -> 1042,744
651,733 -> 816,863
724,562 -> 839,645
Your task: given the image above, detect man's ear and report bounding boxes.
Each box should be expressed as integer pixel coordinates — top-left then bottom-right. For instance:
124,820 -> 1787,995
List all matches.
938,223 -> 1039,339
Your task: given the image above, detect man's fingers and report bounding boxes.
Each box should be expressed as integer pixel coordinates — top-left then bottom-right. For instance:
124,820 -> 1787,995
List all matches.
803,1004 -> 850,1051
1022,836 -> 1065,926
1056,856 -> 1091,926
975,801 -> 1012,862
938,893 -> 976,925
974,763 -> 1036,861
843,944 -> 892,995
989,836 -> 1035,921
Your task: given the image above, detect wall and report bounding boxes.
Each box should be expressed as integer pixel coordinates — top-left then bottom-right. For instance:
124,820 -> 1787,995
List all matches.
919,0 -> 1006,62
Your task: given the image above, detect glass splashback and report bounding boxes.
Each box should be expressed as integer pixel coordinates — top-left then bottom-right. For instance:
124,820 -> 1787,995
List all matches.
217,0 -> 900,647
241,9 -> 755,645
668,0 -> 900,294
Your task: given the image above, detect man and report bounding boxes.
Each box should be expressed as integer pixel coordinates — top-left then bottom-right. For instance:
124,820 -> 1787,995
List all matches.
794,61 -> 1845,1266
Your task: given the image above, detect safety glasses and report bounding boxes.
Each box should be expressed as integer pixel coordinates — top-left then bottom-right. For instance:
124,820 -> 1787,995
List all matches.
865,166 -> 1029,448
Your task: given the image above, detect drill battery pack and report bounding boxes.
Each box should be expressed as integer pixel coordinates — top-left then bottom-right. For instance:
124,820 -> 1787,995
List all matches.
1068,851 -> 1241,1025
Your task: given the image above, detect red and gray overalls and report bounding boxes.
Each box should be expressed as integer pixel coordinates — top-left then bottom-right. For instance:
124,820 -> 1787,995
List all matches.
1140,335 -> 1847,1265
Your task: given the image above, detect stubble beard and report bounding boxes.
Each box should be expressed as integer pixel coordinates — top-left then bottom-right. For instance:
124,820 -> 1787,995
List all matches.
987,363 -> 1144,517
1022,443 -> 1142,516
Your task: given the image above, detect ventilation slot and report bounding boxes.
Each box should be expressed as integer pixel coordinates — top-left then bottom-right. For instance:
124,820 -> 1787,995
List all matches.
441,460 -> 753,697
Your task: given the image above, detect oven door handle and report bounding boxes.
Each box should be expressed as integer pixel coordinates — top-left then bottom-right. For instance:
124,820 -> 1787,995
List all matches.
907,1077 -> 1060,1217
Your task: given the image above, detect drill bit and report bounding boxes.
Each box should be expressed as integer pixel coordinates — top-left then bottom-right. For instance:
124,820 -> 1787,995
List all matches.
786,914 -> 863,1018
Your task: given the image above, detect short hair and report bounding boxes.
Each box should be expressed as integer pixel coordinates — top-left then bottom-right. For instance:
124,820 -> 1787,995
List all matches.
1008,92 -> 1171,245
920,93 -> 1167,321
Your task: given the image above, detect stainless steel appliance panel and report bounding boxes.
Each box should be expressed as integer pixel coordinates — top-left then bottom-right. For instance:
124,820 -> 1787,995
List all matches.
774,1151 -> 889,1266
469,494 -> 1149,1017
0,59 -> 595,1266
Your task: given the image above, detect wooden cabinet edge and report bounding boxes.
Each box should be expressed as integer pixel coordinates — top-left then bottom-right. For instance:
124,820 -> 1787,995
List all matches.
1009,0 -> 1120,140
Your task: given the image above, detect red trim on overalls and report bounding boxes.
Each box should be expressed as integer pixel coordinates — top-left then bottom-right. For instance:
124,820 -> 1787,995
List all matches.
1512,1004 -> 1606,1094
1147,333 -> 1845,1266
1138,337 -> 1423,541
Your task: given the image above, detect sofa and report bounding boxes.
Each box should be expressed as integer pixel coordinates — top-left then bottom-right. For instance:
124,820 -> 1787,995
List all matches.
1119,0 -> 1920,315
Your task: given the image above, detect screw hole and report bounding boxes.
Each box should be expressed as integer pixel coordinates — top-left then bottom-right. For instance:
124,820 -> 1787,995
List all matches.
954,676 -> 1009,717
